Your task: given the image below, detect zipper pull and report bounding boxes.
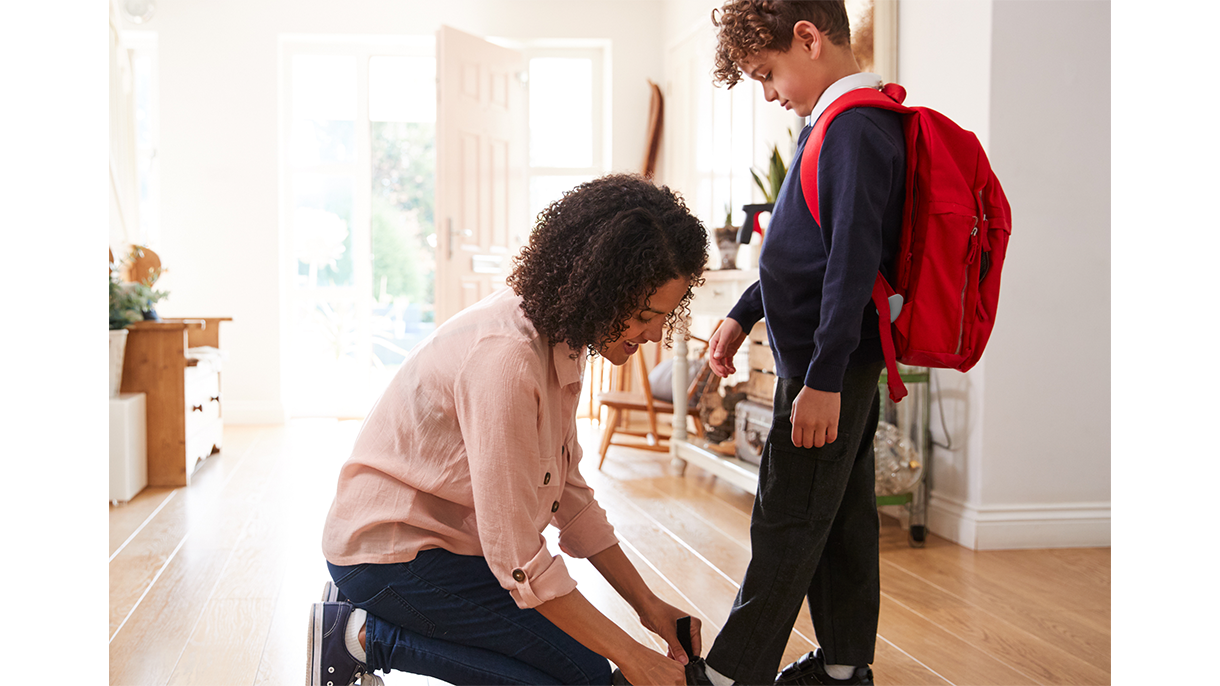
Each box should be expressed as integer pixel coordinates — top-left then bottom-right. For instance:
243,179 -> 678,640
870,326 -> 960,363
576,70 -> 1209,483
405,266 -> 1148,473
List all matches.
967,220 -> 981,264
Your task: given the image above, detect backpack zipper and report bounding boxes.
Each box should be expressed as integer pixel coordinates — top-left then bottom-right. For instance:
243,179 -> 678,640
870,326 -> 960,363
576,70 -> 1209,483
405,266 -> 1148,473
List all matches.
956,219 -> 980,355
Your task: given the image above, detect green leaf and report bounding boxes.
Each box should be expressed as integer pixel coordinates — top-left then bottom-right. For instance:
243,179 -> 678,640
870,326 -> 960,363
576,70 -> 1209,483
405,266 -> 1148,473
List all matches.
750,168 -> 768,200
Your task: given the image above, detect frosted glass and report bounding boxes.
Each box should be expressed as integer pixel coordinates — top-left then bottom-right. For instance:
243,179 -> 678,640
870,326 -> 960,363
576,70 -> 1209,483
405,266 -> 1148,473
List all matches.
292,55 -> 357,121
369,55 -> 437,123
291,55 -> 357,165
529,58 -> 593,168
529,175 -> 593,225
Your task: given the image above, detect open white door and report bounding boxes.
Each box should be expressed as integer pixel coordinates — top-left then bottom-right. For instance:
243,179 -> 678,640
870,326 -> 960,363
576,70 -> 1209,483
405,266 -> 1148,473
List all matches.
435,25 -> 529,324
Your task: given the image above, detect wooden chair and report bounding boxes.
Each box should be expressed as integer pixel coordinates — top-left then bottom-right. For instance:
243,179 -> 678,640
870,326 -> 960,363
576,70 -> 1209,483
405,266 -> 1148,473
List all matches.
595,336 -> 712,469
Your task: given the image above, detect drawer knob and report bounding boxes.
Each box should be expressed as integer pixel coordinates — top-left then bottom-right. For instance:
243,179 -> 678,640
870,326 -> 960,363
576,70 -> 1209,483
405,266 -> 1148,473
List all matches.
192,404 -> 203,412
210,396 -> 220,403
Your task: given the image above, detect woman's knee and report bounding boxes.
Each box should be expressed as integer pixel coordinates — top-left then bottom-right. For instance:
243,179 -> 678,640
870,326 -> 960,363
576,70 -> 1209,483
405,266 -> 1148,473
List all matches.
565,652 -> 612,686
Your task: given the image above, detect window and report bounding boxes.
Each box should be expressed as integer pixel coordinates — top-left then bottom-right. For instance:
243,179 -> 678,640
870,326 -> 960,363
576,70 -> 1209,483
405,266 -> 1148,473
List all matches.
122,30 -> 159,247
523,45 -> 609,223
281,38 -> 437,417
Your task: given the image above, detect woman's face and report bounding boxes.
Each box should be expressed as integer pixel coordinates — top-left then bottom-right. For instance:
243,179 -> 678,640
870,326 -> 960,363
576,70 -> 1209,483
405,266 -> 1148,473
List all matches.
597,277 -> 691,366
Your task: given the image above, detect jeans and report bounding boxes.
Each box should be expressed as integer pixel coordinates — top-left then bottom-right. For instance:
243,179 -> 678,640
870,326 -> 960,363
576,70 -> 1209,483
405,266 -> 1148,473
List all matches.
328,548 -> 612,685
706,361 -> 884,685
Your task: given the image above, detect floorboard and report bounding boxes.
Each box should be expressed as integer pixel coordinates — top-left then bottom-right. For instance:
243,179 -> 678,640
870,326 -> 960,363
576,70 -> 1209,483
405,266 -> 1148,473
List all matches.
109,419 -> 1110,686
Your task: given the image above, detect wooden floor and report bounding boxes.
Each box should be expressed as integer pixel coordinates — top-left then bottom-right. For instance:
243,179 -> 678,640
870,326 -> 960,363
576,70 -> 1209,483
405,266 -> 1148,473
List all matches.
109,420 -> 1110,686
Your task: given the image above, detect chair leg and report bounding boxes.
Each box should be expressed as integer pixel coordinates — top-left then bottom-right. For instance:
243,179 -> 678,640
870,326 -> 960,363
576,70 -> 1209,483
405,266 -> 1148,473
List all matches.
646,408 -> 660,446
598,407 -> 620,469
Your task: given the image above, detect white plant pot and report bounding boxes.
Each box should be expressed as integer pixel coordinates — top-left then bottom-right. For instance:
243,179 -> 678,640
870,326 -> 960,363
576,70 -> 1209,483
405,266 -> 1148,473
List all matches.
110,329 -> 129,398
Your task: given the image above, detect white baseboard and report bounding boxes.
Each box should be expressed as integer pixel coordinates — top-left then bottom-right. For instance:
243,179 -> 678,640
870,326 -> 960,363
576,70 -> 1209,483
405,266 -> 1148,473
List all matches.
223,400 -> 288,425
928,493 -> 1110,550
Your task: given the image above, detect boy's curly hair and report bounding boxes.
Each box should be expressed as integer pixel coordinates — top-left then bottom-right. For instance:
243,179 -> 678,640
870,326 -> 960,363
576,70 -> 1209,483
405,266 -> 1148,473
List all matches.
507,174 -> 708,356
712,0 -> 852,87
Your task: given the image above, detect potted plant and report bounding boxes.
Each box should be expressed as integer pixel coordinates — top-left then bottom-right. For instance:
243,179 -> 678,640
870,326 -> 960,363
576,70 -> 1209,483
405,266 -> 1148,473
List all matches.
109,248 -> 169,397
738,132 -> 794,245
714,204 -> 740,270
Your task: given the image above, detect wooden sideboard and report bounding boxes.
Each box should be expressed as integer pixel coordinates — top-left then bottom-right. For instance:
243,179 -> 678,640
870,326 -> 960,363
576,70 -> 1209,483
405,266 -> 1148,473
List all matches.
119,317 -> 230,487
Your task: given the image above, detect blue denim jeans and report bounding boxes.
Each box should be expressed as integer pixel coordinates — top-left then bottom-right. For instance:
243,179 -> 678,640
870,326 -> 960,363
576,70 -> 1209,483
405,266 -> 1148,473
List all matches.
328,548 -> 612,685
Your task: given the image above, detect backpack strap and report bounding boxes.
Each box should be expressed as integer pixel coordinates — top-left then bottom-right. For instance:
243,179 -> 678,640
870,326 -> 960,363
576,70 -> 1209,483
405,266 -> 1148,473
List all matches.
800,82 -> 912,402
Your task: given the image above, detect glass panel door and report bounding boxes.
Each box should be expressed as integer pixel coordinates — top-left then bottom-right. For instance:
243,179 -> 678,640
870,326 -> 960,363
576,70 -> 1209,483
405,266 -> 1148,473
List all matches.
283,41 -> 436,418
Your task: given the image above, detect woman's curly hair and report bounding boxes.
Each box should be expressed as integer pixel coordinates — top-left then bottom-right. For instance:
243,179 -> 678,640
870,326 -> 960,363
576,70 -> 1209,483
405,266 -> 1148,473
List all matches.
712,0 -> 852,88
506,174 -> 708,356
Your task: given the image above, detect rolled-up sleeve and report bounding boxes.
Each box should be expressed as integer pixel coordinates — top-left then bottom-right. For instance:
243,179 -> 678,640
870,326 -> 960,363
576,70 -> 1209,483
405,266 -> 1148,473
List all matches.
553,436 -> 618,558
454,337 -> 578,609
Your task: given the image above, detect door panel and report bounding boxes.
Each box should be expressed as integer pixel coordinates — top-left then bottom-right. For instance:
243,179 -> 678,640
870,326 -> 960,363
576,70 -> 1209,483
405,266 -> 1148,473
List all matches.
436,25 -> 528,323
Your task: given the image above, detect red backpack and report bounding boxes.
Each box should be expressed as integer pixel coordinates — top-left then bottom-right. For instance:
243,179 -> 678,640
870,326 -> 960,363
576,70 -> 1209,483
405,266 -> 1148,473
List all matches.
801,83 -> 1012,402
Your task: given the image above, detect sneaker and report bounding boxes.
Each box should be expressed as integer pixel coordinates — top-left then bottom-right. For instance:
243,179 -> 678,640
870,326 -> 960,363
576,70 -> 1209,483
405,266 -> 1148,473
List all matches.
321,581 -> 349,603
775,649 -> 873,686
306,601 -> 384,686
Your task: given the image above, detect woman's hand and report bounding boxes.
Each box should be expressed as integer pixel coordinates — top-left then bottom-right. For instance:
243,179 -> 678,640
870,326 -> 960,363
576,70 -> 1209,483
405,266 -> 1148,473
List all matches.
708,318 -> 747,377
618,646 -> 688,686
637,598 -> 702,662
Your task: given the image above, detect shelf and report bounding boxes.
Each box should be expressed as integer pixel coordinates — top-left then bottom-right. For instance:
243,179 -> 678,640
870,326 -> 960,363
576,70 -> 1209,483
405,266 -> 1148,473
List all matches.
672,438 -> 759,495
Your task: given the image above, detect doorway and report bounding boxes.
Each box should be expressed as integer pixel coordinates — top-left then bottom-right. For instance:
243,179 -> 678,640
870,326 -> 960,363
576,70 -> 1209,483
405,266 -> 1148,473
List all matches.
281,37 -> 437,417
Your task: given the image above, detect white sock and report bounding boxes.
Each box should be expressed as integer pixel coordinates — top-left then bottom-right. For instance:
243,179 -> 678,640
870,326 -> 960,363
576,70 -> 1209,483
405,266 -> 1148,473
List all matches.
705,663 -> 734,686
824,664 -> 856,680
345,607 -> 368,663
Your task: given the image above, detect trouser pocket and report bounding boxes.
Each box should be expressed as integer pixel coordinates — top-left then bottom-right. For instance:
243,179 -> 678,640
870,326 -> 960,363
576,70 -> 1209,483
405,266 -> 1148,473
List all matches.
363,585 -> 436,638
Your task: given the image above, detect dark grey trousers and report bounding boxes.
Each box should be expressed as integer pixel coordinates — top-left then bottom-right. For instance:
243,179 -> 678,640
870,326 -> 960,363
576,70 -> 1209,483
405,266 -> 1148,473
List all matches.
706,361 -> 884,685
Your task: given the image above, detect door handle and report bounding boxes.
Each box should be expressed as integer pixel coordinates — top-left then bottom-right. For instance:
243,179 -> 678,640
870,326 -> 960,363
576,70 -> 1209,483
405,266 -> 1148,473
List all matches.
446,218 -> 468,258
448,218 -> 473,260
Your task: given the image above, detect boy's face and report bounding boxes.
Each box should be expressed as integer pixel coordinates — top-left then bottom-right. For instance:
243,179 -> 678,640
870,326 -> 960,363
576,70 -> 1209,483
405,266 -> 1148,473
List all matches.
736,21 -> 832,118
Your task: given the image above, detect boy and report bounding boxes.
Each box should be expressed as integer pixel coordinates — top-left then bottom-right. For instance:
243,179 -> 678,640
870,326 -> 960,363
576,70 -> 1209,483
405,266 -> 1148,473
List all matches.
702,2 -> 906,685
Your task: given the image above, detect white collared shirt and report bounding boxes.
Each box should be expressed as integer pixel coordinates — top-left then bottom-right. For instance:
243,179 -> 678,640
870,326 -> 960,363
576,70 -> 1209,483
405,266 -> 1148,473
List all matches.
807,71 -> 884,127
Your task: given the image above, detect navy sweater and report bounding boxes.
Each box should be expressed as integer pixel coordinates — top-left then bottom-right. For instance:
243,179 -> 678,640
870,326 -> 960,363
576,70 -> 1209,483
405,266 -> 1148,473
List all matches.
728,108 -> 906,393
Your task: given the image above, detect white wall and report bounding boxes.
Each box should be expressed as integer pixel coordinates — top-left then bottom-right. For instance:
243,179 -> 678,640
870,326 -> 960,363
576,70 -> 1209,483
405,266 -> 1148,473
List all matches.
902,0 -> 1111,549
664,0 -> 1111,549
116,0 -> 668,423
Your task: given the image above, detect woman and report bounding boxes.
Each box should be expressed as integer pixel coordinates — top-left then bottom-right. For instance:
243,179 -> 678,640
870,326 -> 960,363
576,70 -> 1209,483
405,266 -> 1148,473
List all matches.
309,174 -> 709,686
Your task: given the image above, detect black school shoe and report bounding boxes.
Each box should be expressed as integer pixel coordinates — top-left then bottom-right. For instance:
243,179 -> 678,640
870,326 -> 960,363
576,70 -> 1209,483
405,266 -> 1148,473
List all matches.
685,657 -> 715,685
611,657 -> 715,685
775,649 -> 874,686
306,601 -> 384,686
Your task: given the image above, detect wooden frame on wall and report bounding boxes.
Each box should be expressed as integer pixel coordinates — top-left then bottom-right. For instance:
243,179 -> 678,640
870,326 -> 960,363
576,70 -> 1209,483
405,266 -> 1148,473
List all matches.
849,0 -> 899,84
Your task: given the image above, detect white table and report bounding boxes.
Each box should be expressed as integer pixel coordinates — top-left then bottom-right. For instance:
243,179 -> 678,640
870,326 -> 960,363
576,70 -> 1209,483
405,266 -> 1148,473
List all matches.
670,269 -> 761,494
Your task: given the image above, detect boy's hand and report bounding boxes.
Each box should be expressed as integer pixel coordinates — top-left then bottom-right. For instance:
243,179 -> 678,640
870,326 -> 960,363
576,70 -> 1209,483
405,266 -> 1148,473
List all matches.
707,318 -> 747,377
791,386 -> 840,448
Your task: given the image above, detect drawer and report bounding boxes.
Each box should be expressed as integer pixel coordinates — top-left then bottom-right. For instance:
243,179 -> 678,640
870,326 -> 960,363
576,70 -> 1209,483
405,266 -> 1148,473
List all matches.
748,342 -> 775,374
184,366 -> 221,437
745,370 -> 777,404
690,271 -> 757,318
186,417 -> 222,473
690,282 -> 738,316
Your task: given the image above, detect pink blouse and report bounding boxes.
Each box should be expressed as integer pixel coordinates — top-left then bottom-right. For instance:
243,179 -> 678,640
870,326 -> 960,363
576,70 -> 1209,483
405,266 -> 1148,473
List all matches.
322,287 -> 619,609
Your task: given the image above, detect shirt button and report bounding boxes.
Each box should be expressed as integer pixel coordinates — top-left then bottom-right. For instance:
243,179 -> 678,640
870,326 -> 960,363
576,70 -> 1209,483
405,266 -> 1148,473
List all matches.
512,569 -> 526,582
551,501 -> 560,513
543,472 -> 551,485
